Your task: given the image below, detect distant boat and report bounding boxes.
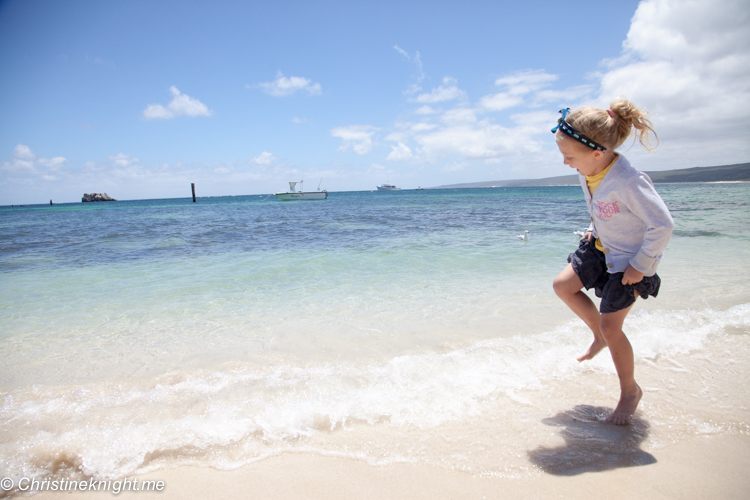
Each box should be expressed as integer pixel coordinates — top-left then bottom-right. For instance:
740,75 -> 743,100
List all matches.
376,182 -> 401,191
274,180 -> 328,201
416,186 -> 424,191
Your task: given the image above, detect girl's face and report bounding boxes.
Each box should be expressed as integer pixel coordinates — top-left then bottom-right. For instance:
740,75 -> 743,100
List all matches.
555,134 -> 607,177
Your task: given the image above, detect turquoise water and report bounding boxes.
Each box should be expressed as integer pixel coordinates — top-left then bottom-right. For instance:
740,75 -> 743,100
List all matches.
1,184 -> 749,483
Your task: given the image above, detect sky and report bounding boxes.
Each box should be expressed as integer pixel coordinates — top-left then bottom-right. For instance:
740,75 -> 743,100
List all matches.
1,0 -> 749,204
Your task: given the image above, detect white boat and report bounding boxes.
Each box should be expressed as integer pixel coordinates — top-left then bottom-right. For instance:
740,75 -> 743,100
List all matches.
274,180 -> 328,201
376,182 -> 401,191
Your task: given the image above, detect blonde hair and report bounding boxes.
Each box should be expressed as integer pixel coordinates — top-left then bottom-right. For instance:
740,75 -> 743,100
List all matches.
564,99 -> 659,152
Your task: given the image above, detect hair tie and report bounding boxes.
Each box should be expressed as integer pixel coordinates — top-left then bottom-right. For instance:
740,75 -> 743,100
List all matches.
606,109 -> 616,118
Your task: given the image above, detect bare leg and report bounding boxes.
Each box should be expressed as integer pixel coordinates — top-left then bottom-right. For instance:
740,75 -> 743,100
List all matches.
600,306 -> 641,425
552,264 -> 607,361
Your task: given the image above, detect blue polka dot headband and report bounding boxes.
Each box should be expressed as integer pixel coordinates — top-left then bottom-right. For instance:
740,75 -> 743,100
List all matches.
551,108 -> 607,152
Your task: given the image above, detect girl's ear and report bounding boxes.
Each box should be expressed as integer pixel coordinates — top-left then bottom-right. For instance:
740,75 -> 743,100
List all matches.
592,150 -> 605,160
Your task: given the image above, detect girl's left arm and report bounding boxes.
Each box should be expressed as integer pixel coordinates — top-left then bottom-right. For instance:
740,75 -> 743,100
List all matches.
622,174 -> 675,274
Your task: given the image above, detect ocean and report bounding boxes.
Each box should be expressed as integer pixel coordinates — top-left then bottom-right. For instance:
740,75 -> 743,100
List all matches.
1,184 -> 749,486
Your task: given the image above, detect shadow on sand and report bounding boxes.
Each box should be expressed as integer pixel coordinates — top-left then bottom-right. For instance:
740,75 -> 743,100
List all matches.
527,404 -> 657,476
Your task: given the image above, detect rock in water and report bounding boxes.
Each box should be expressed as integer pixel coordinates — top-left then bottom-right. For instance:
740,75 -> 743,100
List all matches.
82,193 -> 116,202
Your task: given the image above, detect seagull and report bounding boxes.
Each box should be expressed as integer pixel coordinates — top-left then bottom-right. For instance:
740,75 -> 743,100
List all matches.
517,230 -> 530,241
574,230 -> 586,237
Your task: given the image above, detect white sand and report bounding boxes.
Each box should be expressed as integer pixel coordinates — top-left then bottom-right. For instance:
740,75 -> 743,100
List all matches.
28,434 -> 749,500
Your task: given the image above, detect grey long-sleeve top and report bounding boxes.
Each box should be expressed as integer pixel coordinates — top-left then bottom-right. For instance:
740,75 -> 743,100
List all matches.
580,154 -> 674,276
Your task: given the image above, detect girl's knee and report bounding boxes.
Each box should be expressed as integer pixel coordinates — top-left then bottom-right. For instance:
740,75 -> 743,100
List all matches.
599,317 -> 627,342
599,308 -> 632,341
553,269 -> 581,298
599,323 -> 619,342
552,276 -> 566,297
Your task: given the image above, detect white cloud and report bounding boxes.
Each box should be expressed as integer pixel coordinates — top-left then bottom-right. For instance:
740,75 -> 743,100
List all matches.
379,89 -> 549,166
331,125 -> 378,155
415,105 -> 438,115
493,70 -> 557,93
108,153 -> 139,167
479,70 -> 558,111
143,103 -> 172,120
82,153 -> 147,182
384,121 -> 438,142
251,151 -> 277,166
143,86 -> 213,120
509,110 -> 558,130
478,93 -> 525,112
623,0 -> 743,63
258,72 -> 322,97
381,109 -> 549,167
593,0 -> 750,166
411,122 -> 437,133
441,108 -> 478,124
384,0 -> 750,173
395,46 -> 425,96
386,142 -> 413,161
73,154 -> 287,198
442,161 -> 468,172
383,61 -> 552,169
393,45 -> 410,60
415,77 -> 466,103
38,157 -> 68,169
415,123 -> 521,162
1,144 -> 67,176
534,85 -> 594,105
14,144 -> 35,161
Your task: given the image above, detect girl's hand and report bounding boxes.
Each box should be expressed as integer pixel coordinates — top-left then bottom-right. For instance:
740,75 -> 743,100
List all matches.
584,231 -> 593,242
622,265 -> 644,285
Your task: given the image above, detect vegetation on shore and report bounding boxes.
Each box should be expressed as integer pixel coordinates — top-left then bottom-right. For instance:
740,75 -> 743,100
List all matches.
432,162 -> 750,189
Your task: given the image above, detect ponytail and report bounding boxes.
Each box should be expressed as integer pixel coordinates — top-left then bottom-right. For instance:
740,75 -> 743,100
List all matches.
565,99 -> 658,152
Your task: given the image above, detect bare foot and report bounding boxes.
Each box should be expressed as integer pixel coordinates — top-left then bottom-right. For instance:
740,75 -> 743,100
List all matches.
605,385 -> 643,425
577,337 -> 608,362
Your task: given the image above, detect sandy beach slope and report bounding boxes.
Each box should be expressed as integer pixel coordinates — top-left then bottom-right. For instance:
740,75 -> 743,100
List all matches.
27,434 -> 749,500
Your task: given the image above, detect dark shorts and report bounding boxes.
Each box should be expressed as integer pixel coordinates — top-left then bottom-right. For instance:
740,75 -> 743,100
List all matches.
567,238 -> 661,314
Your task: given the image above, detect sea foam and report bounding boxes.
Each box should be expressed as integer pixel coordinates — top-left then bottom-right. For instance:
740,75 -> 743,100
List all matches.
1,303 -> 747,482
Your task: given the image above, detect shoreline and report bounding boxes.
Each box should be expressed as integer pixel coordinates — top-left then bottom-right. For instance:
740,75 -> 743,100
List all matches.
25,433 -> 750,499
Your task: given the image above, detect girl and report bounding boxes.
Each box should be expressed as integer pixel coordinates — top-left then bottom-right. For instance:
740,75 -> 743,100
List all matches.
551,99 -> 674,425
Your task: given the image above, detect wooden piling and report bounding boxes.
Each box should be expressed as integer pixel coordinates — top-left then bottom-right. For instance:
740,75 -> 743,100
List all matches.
191,183 -> 196,203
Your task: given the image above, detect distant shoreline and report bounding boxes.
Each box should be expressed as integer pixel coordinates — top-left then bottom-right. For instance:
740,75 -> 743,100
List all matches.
3,162 -> 748,207
430,161 -> 750,189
